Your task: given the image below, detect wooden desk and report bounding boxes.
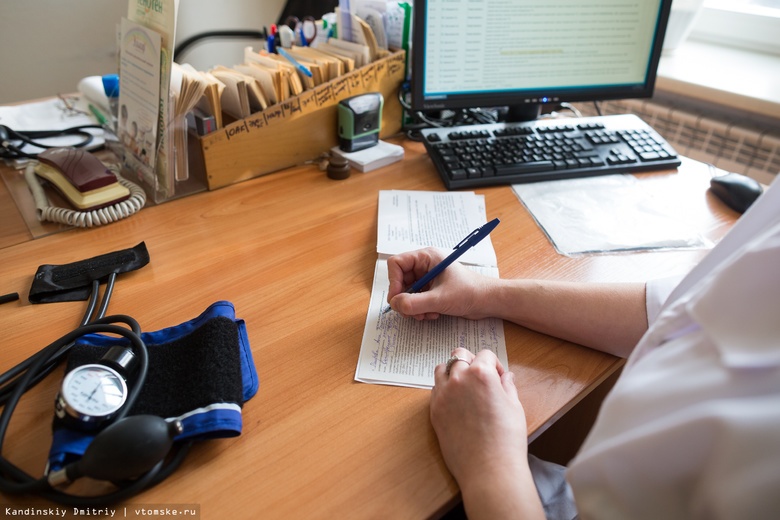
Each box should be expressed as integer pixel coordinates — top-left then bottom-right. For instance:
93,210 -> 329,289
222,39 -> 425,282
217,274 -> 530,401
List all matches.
0,168 -> 35,248
0,140 -> 734,519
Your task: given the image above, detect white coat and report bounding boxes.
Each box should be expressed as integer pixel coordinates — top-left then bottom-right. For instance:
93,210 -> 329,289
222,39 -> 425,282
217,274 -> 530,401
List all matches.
567,176 -> 780,519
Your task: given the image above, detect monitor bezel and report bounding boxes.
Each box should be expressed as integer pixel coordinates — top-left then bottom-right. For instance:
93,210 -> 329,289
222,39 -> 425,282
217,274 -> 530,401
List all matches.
410,0 -> 675,113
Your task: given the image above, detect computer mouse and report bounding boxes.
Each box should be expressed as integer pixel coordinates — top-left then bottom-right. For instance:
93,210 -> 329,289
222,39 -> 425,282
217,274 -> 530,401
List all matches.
709,172 -> 763,214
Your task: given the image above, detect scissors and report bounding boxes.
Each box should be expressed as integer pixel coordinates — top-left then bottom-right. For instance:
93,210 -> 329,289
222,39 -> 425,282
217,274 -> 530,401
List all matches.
284,15 -> 317,46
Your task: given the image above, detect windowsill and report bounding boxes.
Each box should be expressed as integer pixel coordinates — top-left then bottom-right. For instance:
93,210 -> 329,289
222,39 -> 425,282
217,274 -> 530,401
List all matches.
656,39 -> 780,121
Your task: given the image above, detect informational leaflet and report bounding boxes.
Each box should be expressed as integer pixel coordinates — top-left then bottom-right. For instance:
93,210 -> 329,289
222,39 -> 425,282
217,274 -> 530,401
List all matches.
356,190 -> 507,389
125,0 -> 179,198
118,17 -> 162,175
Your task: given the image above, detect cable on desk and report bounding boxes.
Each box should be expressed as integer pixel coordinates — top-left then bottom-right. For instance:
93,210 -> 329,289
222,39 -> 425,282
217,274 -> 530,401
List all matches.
398,82 -> 589,141
0,276 -> 113,408
399,86 -> 500,141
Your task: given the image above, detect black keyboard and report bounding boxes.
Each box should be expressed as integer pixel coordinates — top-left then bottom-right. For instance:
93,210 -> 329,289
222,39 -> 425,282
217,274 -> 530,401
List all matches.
420,114 -> 681,190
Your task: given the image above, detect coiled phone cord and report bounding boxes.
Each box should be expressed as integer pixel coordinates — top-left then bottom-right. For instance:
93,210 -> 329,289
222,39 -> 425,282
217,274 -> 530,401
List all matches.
24,162 -> 147,228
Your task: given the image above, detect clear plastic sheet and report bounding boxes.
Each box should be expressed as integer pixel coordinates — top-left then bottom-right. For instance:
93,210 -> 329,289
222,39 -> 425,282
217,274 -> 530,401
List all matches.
512,171 -> 715,256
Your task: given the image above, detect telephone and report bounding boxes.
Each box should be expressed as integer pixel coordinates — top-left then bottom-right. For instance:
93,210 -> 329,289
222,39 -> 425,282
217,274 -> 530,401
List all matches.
24,147 -> 146,228
35,147 -> 130,210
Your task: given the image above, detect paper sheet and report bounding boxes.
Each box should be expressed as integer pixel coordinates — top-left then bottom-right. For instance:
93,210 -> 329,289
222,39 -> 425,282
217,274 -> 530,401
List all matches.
0,98 -> 106,162
357,190 -> 506,388
377,190 -> 497,266
355,260 -> 508,389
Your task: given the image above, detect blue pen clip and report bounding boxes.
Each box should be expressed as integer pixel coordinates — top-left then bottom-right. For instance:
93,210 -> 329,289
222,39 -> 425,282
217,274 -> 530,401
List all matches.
455,228 -> 482,249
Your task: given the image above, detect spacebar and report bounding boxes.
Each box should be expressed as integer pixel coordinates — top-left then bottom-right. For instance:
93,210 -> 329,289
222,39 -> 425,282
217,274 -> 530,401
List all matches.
495,161 -> 555,176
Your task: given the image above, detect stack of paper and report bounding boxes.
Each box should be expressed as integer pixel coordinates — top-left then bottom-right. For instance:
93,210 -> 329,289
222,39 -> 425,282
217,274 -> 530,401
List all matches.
330,140 -> 404,172
355,190 -> 508,389
169,63 -> 210,182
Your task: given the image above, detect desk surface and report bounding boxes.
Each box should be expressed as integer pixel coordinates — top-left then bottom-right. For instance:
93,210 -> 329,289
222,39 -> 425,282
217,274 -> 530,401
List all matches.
0,139 -> 734,518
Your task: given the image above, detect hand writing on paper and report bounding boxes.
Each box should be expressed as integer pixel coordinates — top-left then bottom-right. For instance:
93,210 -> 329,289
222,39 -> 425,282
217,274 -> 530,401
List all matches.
386,248 -> 495,321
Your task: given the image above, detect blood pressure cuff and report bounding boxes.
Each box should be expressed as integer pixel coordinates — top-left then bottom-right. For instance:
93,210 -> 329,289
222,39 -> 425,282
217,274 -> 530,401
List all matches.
29,242 -> 150,303
47,300 -> 259,472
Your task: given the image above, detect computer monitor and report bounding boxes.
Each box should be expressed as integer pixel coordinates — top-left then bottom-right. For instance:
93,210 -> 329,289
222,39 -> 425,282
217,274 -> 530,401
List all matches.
411,0 -> 674,121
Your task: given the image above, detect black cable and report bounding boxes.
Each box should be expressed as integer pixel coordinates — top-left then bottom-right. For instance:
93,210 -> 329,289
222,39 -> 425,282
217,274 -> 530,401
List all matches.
82,280 -> 101,326
0,275 -> 184,505
0,278 -> 105,406
95,273 -> 117,321
594,101 -> 603,117
174,29 -> 268,59
0,320 -> 147,493
399,82 -> 508,141
0,320 -> 154,503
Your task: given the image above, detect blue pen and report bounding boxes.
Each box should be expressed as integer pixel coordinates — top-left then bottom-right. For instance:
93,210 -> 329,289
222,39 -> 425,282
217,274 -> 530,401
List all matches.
382,218 -> 500,314
277,47 -> 313,78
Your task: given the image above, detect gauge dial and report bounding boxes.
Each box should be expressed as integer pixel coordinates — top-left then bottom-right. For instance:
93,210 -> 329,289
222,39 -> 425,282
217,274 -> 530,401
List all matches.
57,363 -> 128,424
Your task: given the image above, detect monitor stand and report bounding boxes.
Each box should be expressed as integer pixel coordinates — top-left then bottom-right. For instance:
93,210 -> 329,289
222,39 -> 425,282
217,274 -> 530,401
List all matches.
505,104 -> 541,123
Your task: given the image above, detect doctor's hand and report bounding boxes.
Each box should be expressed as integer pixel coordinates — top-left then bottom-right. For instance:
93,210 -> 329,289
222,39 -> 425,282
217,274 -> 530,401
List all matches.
430,348 -> 544,519
386,247 -> 494,321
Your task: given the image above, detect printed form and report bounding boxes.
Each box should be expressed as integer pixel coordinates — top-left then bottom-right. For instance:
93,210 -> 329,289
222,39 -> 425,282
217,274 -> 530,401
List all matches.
356,190 -> 508,389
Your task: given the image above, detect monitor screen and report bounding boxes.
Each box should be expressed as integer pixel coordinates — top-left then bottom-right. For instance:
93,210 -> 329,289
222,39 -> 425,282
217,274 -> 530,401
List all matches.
411,0 -> 673,118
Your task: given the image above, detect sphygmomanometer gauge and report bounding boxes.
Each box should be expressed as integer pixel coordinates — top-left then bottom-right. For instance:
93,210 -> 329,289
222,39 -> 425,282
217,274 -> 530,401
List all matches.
55,346 -> 137,430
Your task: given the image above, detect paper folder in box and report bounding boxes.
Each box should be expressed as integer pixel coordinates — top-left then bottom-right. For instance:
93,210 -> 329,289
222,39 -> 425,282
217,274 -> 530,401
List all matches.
331,140 -> 404,172
199,50 -> 406,189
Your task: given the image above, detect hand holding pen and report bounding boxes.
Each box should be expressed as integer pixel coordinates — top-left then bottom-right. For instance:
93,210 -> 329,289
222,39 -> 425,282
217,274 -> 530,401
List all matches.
384,218 -> 500,317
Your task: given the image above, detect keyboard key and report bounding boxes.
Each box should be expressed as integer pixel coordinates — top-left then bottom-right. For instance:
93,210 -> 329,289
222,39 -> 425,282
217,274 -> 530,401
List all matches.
496,161 -> 555,175
449,168 -> 467,180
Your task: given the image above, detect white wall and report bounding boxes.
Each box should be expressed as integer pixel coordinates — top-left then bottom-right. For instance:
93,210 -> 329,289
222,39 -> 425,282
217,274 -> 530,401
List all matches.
0,0 -> 285,104
175,0 -> 287,71
0,1 -> 126,104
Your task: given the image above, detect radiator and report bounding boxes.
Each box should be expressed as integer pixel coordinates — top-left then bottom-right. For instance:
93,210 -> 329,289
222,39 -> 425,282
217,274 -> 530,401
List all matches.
576,99 -> 780,184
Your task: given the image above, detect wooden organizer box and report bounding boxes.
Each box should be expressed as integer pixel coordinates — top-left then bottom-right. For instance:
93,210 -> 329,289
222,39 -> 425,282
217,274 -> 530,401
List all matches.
199,50 -> 406,190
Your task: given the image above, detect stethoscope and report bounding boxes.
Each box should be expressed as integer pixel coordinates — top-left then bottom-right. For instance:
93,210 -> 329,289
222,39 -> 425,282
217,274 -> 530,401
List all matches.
0,123 -> 101,160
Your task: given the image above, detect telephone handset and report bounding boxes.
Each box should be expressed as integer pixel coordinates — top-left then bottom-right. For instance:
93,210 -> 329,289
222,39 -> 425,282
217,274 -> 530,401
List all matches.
35,148 -> 131,210
24,147 -> 146,228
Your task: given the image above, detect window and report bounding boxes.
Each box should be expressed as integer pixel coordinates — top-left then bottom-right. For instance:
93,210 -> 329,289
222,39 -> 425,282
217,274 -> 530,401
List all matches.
691,0 -> 780,55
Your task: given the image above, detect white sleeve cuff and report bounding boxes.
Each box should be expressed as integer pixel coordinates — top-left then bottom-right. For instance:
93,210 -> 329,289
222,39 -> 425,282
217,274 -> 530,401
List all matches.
645,275 -> 685,325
